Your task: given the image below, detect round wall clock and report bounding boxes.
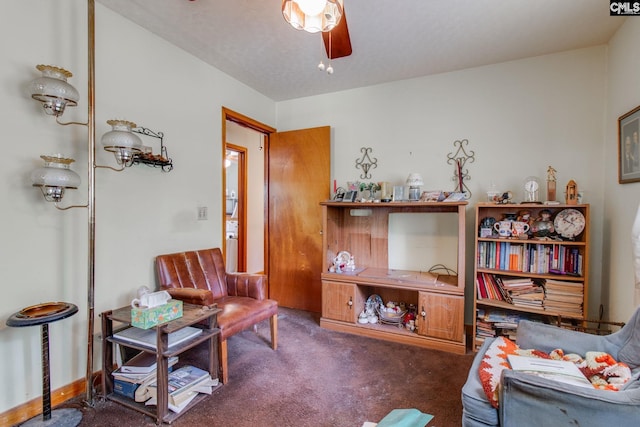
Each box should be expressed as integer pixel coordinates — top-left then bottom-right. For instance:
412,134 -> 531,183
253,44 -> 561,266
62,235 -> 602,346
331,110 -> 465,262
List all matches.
553,208 -> 586,239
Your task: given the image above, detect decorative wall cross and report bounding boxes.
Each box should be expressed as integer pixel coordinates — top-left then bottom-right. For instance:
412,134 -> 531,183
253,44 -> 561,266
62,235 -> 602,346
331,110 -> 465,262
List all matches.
446,139 -> 475,198
355,147 -> 377,179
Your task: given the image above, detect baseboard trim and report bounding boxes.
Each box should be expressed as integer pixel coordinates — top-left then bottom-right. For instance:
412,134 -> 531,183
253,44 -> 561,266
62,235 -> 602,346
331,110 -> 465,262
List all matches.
0,377 -> 86,426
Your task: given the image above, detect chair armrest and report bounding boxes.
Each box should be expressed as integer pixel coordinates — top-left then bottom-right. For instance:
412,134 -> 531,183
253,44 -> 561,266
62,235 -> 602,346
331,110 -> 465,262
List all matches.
226,272 -> 267,300
499,370 -> 640,426
165,288 -> 214,306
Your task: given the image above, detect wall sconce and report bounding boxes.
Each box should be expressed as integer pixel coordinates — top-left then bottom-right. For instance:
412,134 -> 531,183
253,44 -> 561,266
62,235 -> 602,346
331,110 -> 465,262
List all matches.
282,0 -> 343,33
406,173 -> 424,201
28,65 -> 79,117
101,119 -> 143,167
30,155 -> 81,203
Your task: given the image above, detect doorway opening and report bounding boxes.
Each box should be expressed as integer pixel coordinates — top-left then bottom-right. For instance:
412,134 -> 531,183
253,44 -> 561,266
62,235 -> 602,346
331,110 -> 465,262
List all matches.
224,144 -> 246,272
222,108 -> 274,275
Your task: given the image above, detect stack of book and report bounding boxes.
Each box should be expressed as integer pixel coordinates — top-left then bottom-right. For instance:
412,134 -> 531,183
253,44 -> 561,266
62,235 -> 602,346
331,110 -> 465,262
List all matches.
112,352 -> 179,399
475,308 -> 521,343
143,365 -> 219,413
544,279 -> 584,316
508,278 -> 544,309
477,273 -> 546,309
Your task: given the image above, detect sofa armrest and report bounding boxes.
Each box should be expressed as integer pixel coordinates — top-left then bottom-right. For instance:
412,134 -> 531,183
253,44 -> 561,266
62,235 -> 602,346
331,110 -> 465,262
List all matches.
226,272 -> 267,300
499,369 -> 640,426
165,288 -> 214,306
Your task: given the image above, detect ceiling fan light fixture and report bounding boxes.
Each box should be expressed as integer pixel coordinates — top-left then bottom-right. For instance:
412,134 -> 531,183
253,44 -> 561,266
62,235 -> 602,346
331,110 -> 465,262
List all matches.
282,0 -> 343,33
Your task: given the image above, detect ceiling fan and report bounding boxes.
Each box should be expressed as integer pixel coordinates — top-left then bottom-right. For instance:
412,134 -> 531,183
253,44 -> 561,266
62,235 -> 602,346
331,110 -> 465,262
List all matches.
322,9 -> 352,59
282,0 -> 353,59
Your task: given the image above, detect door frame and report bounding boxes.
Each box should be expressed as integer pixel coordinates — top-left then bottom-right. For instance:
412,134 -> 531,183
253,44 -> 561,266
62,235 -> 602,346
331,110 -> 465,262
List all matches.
221,107 -> 276,278
225,143 -> 247,271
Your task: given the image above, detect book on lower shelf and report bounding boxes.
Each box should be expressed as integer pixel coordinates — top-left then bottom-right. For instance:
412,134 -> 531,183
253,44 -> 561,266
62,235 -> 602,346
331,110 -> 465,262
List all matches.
112,354 -> 179,384
113,326 -> 203,349
140,364 -> 219,412
120,351 -> 173,374
474,307 -> 550,350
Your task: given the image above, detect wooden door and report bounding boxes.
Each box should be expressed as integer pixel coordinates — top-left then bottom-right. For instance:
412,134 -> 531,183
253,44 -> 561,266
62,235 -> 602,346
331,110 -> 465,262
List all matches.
268,126 -> 330,312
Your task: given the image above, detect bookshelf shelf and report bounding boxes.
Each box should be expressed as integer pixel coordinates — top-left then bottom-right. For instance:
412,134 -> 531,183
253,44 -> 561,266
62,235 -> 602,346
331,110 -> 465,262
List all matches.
473,203 -> 590,351
475,268 -> 585,282
101,303 -> 221,423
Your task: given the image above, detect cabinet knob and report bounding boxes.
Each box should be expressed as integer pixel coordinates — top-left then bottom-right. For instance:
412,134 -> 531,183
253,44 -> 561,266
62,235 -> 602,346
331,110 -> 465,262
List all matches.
421,306 -> 426,318
347,297 -> 353,309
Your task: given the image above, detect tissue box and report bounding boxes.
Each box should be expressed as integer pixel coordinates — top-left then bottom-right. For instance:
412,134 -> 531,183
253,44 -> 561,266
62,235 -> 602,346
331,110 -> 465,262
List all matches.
131,299 -> 183,329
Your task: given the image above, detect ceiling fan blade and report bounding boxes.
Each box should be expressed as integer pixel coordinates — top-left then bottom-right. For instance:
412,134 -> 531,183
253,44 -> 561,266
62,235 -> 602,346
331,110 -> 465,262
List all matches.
322,11 -> 352,59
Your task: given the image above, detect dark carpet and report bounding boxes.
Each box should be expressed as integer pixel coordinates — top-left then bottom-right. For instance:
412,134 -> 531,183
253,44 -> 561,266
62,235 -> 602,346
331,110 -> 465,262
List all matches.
65,308 -> 473,427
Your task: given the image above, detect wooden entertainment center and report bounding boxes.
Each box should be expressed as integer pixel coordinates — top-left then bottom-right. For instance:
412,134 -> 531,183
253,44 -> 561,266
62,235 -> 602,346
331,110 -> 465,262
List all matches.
319,201 -> 467,354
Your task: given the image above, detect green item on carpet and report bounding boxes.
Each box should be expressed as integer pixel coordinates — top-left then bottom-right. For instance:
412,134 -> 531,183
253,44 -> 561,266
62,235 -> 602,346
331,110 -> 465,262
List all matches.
377,408 -> 434,427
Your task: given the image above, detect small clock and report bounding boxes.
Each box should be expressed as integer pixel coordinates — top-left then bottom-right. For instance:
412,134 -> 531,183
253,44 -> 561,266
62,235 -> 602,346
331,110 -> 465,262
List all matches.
523,176 -> 541,203
553,208 -> 586,239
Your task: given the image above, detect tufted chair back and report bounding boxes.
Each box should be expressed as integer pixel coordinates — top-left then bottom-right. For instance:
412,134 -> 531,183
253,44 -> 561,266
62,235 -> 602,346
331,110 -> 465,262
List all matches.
156,248 -> 228,299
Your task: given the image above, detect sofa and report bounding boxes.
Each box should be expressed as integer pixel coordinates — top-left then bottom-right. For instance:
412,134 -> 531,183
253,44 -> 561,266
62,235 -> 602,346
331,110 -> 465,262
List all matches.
155,248 -> 278,383
461,306 -> 640,426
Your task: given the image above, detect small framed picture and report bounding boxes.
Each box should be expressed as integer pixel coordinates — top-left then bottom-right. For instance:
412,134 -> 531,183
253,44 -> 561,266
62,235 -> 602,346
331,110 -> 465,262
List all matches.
392,186 -> 404,201
618,105 -> 640,184
342,190 -> 357,202
420,190 -> 443,202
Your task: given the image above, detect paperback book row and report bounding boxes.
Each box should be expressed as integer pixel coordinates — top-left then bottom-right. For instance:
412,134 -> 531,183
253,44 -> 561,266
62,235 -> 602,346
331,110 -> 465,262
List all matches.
477,241 -> 583,276
112,352 -> 219,414
476,272 -> 584,316
475,307 -> 548,350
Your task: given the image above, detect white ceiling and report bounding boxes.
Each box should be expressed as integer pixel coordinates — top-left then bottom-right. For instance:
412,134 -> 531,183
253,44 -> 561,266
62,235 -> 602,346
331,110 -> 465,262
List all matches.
97,0 -> 625,101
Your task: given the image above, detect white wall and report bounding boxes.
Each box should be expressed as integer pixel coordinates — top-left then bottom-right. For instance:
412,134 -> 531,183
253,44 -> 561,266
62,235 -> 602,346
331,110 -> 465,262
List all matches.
0,1 -> 275,414
605,18 -> 640,321
276,46 -> 608,322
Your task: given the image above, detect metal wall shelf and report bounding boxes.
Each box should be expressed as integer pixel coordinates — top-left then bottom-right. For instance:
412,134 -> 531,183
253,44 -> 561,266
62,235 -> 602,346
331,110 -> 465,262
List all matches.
132,127 -> 173,172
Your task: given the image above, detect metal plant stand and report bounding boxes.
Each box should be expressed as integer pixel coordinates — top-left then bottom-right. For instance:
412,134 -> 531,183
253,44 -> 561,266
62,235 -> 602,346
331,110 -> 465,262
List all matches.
6,302 -> 81,427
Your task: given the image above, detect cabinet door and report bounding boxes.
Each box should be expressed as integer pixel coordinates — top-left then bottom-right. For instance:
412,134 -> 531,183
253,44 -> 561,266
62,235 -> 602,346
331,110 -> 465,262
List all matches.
322,281 -> 359,322
417,292 -> 464,341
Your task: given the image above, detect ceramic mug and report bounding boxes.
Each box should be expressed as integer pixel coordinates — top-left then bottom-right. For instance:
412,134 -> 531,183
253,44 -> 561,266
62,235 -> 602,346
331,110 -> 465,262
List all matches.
493,220 -> 512,238
511,221 -> 530,237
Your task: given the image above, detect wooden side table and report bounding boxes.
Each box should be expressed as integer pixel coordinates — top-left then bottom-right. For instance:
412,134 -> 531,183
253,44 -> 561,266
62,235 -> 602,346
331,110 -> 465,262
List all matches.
101,303 -> 221,424
6,302 -> 81,427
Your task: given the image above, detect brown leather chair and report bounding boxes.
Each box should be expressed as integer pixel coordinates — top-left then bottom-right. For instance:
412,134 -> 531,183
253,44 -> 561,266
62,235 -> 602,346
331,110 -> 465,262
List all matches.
155,248 -> 278,383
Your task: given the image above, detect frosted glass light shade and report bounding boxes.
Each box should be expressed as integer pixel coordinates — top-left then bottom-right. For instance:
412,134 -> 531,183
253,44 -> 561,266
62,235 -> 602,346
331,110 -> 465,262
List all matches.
31,155 -> 81,202
101,119 -> 142,167
28,65 -> 79,116
406,173 -> 424,187
282,0 -> 343,33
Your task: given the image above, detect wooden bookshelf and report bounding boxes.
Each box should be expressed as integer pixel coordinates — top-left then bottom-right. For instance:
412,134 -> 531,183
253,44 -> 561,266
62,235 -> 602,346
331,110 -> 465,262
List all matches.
473,203 -> 590,351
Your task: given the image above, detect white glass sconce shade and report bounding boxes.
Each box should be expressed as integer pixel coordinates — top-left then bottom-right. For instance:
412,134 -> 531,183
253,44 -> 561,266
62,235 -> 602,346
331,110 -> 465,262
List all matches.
101,120 -> 142,167
31,155 -> 81,202
282,0 -> 343,33
406,173 -> 424,201
28,65 -> 79,116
